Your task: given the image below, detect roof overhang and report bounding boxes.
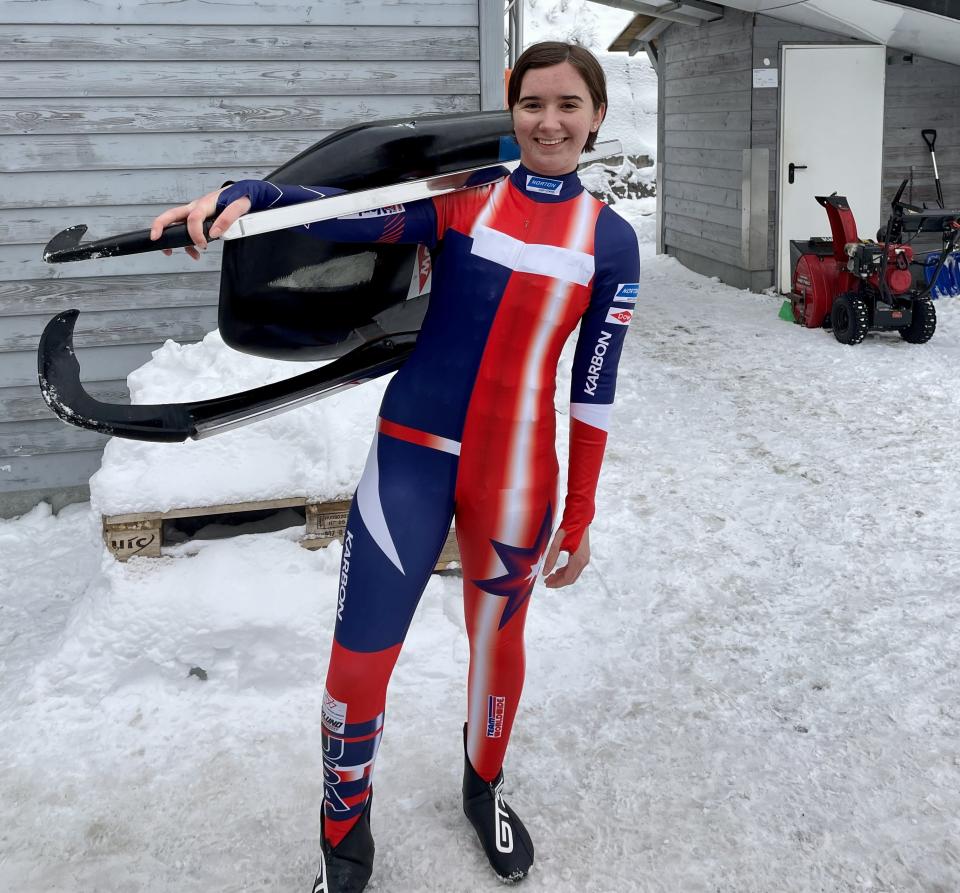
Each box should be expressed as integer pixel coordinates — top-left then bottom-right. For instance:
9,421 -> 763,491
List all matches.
600,3 -> 725,70
593,0 -> 960,68
607,13 -> 673,69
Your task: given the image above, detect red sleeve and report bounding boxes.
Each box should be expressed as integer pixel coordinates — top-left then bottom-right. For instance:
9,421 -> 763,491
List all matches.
559,416 -> 608,553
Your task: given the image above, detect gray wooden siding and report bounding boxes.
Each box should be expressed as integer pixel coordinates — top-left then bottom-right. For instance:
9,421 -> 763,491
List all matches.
659,10 -> 857,290
884,52 -> 960,251
751,17 -> 959,278
659,10 -> 960,292
0,0 -> 490,517
660,10 -> 755,286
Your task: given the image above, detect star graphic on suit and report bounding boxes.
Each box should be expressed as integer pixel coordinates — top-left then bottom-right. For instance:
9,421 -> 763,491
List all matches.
474,504 -> 553,630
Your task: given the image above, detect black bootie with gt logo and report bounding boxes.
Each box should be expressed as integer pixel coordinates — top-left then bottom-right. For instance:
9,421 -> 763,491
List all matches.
312,793 -> 375,893
461,724 -> 535,882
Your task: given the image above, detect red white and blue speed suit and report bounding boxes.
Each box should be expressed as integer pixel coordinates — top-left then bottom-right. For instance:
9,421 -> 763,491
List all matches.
218,164 -> 639,846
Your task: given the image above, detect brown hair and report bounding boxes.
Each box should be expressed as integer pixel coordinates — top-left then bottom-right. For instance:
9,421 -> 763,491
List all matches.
507,41 -> 607,153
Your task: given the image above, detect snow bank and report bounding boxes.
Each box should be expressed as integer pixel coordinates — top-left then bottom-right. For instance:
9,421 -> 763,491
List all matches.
89,332 -> 389,516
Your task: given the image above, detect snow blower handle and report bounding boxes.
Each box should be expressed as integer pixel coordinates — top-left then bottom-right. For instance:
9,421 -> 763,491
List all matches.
922,128 -> 944,209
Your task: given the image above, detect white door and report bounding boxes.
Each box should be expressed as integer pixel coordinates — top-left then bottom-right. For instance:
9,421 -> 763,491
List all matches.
777,44 -> 886,293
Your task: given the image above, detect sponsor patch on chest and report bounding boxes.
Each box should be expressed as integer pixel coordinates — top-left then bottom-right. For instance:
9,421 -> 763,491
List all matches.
525,174 -> 564,196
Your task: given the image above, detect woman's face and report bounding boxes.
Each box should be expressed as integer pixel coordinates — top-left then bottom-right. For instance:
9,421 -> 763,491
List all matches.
512,61 -> 605,177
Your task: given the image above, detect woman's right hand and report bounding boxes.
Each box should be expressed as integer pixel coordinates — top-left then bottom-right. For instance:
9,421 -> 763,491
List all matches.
149,187 -> 252,261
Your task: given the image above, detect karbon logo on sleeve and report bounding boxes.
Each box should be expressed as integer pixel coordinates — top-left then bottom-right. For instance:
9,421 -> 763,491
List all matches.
584,331 -> 611,396
525,175 -> 564,196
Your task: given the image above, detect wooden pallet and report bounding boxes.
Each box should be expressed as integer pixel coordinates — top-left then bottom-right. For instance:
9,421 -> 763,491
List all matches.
103,495 -> 460,571
301,500 -> 460,570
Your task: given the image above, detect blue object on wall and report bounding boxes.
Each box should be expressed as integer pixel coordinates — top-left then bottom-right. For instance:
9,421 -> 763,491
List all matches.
923,250 -> 960,298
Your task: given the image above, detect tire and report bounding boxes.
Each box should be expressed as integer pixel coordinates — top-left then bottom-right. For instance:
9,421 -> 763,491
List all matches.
831,293 -> 869,345
899,299 -> 937,344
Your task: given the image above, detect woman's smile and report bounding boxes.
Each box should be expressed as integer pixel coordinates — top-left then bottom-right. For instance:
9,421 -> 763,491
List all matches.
512,61 -> 605,176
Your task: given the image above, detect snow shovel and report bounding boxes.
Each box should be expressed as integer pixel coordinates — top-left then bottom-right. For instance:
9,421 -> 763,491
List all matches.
923,250 -> 955,299
922,129 -> 944,209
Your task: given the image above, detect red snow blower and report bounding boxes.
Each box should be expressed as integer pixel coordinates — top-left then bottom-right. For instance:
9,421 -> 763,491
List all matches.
790,179 -> 960,345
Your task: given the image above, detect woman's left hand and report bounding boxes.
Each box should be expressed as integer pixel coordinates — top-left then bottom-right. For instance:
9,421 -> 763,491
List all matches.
542,527 -> 590,589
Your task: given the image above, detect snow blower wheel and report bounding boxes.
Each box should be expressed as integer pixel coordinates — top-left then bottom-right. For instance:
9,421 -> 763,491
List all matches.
831,293 -> 868,345
790,179 -> 960,346
899,298 -> 937,343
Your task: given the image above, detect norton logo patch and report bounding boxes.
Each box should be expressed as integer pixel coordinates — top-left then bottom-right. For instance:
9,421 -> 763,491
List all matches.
614,283 -> 639,304
525,175 -> 563,196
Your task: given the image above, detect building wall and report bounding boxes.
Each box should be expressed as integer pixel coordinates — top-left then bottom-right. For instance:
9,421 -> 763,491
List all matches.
884,52 -> 960,227
750,17 -> 960,278
0,0 -> 498,518
659,8 -> 960,293
659,10 -> 756,289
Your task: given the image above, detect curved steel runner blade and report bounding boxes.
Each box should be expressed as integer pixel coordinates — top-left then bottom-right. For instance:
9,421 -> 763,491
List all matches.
43,225 -> 89,263
37,310 -> 417,443
38,310 -> 196,441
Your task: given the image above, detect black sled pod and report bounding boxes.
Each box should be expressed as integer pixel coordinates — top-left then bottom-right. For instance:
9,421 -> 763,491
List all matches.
219,110 -> 517,360
38,111 -> 518,442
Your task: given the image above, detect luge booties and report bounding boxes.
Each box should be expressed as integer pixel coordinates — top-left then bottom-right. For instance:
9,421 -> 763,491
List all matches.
312,793 -> 375,893
462,724 -> 535,882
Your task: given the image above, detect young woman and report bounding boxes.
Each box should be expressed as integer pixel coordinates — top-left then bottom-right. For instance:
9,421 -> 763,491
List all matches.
151,41 -> 639,893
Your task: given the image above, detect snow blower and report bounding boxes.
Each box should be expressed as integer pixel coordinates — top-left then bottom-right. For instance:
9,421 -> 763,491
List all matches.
789,179 -> 960,345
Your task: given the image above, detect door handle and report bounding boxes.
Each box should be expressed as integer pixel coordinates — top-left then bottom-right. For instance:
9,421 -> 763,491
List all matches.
789,162 -> 808,184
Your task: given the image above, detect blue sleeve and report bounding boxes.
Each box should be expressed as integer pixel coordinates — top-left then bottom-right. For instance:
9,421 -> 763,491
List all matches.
559,206 -> 639,550
216,179 -> 440,249
569,206 -> 640,418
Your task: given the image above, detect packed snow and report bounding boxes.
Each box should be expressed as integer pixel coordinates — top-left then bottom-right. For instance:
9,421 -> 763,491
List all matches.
6,210 -> 960,890
4,4 -> 960,892
90,343 -> 388,516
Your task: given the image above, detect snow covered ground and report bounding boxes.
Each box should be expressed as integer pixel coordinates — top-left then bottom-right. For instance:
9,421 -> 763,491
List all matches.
4,5 -> 960,892
4,207 -> 960,890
